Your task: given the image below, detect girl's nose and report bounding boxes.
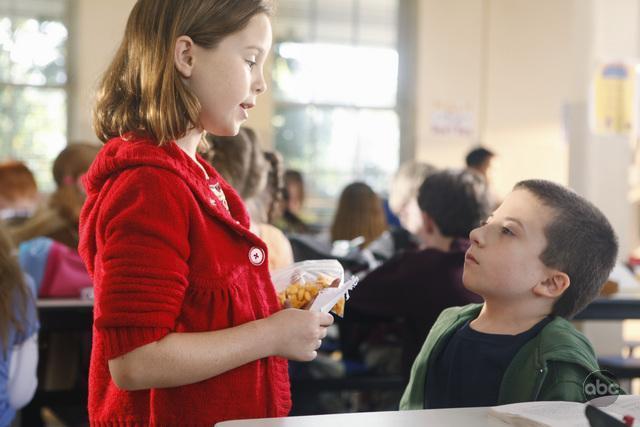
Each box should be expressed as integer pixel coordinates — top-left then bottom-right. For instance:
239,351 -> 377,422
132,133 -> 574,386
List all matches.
254,70 -> 267,94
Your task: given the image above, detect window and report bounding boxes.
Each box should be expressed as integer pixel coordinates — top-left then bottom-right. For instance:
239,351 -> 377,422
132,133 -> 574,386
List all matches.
0,0 -> 69,191
272,0 -> 400,225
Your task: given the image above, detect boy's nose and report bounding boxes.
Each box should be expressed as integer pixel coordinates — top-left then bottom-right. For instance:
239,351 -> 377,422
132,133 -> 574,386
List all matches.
469,226 -> 483,246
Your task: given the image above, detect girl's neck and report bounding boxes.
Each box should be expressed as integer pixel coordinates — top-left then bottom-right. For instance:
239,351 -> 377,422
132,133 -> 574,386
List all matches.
470,299 -> 550,335
176,129 -> 208,179
175,128 -> 202,159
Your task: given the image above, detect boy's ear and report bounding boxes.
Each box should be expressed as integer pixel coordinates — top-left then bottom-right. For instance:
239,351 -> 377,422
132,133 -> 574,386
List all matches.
421,212 -> 434,234
534,271 -> 570,298
174,35 -> 195,78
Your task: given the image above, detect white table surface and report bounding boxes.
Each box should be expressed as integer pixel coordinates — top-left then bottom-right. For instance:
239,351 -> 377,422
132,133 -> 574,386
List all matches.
215,407 -> 508,427
36,298 -> 94,308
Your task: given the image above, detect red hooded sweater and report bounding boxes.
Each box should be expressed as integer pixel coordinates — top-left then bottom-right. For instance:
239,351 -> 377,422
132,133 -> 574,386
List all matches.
79,135 -> 291,426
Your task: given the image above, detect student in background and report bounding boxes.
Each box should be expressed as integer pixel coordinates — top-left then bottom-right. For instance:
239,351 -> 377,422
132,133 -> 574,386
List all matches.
0,225 -> 39,427
330,182 -> 388,249
0,161 -> 39,227
401,180 -> 620,409
465,145 -> 499,208
262,151 -> 287,226
387,161 -> 437,253
204,127 -> 294,271
80,1 -> 332,424
277,170 -> 312,234
465,146 -> 494,180
12,143 -> 100,249
345,170 -> 488,378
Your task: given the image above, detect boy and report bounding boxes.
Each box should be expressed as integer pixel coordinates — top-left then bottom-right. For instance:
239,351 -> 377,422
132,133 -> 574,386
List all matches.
400,179 -> 620,409
345,169 -> 488,378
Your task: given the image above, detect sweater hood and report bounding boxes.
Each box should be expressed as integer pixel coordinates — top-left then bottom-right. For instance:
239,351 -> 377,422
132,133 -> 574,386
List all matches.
79,134 -> 252,275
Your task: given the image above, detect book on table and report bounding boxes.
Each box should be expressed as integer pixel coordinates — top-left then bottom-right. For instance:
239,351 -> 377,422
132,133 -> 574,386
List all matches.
488,395 -> 640,427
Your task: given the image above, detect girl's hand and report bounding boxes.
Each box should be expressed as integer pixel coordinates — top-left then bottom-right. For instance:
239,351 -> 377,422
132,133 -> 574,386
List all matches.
266,308 -> 334,361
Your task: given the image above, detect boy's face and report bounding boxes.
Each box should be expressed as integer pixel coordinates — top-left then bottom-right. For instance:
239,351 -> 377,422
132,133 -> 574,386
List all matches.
463,189 -> 556,301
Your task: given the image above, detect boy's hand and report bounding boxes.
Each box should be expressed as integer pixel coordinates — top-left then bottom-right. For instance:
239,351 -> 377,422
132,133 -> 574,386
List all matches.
266,308 -> 334,361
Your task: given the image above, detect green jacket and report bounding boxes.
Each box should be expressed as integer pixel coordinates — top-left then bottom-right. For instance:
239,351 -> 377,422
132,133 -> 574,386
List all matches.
400,304 -> 622,409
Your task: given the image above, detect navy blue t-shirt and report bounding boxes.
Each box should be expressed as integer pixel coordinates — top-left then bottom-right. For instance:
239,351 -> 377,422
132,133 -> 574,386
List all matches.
425,316 -> 551,409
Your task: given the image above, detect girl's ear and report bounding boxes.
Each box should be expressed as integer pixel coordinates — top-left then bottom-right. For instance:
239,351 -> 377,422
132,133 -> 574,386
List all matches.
534,271 -> 570,298
174,35 -> 195,78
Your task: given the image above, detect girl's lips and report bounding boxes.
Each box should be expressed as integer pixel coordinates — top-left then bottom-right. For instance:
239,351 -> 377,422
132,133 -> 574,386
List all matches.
239,103 -> 254,120
239,105 -> 249,119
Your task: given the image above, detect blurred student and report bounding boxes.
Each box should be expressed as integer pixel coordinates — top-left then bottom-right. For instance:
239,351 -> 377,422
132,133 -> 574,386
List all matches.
465,146 -> 494,180
387,161 -> 437,253
0,161 -> 39,227
345,170 -> 488,377
330,182 -> 388,249
277,170 -> 312,234
12,143 -> 100,249
0,225 -> 39,426
465,145 -> 499,208
205,127 -> 294,271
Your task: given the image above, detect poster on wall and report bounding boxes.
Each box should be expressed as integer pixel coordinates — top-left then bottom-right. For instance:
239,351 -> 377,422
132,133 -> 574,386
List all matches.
592,62 -> 633,135
430,102 -> 475,137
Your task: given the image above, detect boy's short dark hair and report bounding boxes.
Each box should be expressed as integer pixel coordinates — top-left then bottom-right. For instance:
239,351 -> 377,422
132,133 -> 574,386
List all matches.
514,180 -> 618,319
465,146 -> 494,168
417,170 -> 489,238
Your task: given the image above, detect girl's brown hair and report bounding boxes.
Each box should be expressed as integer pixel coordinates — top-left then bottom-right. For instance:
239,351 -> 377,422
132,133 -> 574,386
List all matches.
330,182 -> 388,247
0,225 -> 31,349
93,0 -> 272,145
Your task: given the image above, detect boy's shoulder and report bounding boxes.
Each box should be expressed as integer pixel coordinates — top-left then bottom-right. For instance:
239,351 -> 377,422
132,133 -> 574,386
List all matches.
534,316 -> 598,369
499,317 -> 605,403
438,303 -> 483,323
430,303 -> 484,337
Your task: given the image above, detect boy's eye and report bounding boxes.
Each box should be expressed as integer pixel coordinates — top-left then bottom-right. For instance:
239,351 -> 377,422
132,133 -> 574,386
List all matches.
245,59 -> 257,69
501,226 -> 514,236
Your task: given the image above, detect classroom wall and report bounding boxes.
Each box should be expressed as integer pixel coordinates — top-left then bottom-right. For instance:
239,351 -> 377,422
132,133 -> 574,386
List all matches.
413,0 -> 485,179
69,0 -> 136,143
414,0 -> 591,199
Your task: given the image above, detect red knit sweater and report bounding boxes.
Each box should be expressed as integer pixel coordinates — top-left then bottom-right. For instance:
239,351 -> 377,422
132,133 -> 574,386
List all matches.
79,135 -> 291,426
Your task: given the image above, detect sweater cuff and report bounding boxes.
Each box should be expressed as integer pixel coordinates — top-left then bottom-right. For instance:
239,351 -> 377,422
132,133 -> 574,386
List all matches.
99,326 -> 170,360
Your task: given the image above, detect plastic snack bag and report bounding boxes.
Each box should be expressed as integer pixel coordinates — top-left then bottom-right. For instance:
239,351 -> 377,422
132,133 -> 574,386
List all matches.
271,260 -> 358,317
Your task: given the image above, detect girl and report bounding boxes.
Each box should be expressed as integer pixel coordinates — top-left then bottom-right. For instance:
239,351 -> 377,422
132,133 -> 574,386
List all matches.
0,225 -> 39,427
79,1 -> 333,425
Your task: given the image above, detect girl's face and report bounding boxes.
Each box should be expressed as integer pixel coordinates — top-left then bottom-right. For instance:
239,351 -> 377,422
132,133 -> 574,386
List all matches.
185,14 -> 272,136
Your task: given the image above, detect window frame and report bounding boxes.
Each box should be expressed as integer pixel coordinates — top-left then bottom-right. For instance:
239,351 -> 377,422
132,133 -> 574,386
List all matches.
0,0 -> 72,190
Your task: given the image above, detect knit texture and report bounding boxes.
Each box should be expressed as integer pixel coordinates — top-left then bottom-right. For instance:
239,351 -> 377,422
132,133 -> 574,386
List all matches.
79,135 -> 290,426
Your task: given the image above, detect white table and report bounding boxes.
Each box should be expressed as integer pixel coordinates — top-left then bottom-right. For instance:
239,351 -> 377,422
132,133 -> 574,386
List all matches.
215,408 -> 508,427
36,298 -> 94,308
